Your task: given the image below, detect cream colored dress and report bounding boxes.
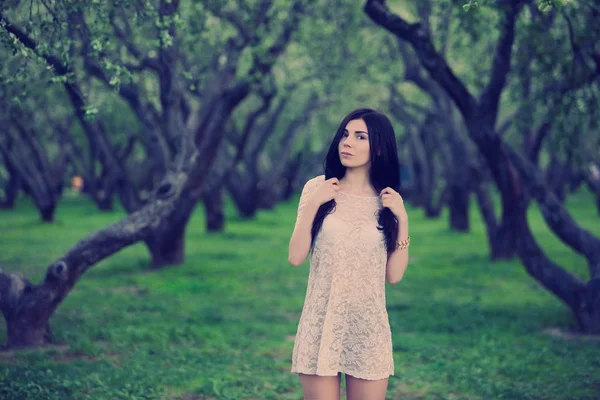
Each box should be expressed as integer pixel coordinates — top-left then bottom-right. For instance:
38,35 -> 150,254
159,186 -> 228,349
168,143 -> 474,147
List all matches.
290,175 -> 395,380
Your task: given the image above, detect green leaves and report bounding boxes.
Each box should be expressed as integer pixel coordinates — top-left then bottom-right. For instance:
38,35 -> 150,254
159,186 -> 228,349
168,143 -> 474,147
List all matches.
82,104 -> 99,121
538,0 -> 564,12
462,0 -> 565,13
462,1 -> 479,13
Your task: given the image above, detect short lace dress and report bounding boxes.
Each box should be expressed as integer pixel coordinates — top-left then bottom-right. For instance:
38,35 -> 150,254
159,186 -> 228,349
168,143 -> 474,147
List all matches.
290,175 -> 395,380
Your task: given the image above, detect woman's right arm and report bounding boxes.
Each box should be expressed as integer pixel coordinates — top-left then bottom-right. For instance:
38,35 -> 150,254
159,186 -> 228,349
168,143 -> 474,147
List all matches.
288,176 -> 338,266
290,173 -> 334,266
288,178 -> 320,267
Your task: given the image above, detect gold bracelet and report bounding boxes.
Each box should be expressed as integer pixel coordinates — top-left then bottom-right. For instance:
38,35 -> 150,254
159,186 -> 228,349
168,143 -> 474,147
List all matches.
395,235 -> 410,250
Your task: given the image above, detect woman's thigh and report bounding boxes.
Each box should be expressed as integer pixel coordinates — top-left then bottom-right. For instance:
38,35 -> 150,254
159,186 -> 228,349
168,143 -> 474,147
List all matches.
298,372 -> 342,400
345,373 -> 389,400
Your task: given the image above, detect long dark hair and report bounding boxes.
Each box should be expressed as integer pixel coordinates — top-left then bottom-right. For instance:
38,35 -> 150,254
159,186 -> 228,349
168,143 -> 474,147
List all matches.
310,108 -> 401,256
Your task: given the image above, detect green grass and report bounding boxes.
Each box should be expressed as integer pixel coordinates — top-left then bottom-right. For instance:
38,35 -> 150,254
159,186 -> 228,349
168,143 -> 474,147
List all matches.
0,188 -> 599,400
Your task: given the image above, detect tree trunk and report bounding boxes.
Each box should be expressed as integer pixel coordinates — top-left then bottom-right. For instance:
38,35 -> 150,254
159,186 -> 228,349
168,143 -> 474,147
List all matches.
40,203 -> 57,222
512,195 -> 600,334
203,188 -> 225,232
227,169 -> 259,218
257,182 -> 277,210
0,156 -> 20,209
468,122 -> 519,260
546,155 -> 568,203
449,183 -> 470,232
585,172 -> 600,215
504,144 -> 600,333
280,153 -> 303,201
96,192 -> 114,211
408,159 -> 425,208
473,204 -> 517,261
574,277 -> 600,333
442,101 -> 472,233
470,166 -> 516,261
230,186 -> 258,218
487,159 -> 520,261
424,185 -> 449,218
144,193 -> 198,268
6,317 -> 53,349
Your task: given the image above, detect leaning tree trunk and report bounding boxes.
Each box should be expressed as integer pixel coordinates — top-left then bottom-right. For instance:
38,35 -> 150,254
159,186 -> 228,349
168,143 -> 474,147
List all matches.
0,0 -> 310,348
546,154 -> 568,203
0,80 -> 258,345
471,174 -> 500,256
0,171 -> 197,347
506,144 -> 600,333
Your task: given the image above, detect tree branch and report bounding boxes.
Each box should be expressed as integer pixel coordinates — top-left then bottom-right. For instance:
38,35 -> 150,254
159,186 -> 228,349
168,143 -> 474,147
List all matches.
109,10 -> 159,71
364,0 -> 476,118
479,1 -> 523,126
503,143 -> 600,277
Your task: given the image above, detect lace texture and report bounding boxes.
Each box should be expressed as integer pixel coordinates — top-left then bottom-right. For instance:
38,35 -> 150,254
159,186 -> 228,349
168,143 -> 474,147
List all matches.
290,175 -> 394,380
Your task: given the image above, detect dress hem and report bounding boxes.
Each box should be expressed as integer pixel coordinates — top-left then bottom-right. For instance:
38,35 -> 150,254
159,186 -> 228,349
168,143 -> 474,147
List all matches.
290,367 -> 394,381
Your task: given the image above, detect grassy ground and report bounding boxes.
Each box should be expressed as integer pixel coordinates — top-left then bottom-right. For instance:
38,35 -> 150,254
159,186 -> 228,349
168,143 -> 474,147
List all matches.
0,188 -> 599,400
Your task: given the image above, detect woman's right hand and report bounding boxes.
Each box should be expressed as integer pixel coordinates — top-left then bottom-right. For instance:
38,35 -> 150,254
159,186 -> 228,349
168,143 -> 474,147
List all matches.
310,177 -> 340,206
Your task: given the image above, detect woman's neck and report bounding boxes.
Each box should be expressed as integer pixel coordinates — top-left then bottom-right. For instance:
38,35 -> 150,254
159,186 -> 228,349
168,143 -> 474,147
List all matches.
340,168 -> 375,195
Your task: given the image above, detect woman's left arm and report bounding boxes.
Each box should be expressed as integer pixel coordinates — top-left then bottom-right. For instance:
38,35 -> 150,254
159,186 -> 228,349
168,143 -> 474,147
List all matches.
379,187 -> 410,285
385,217 -> 409,285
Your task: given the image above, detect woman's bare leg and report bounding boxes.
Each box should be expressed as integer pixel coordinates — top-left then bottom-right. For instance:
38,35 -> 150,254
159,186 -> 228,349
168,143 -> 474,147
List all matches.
345,373 -> 388,400
298,372 -> 342,400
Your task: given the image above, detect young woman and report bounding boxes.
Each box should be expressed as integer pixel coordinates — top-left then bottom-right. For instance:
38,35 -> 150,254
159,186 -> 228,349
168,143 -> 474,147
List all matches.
288,108 -> 410,400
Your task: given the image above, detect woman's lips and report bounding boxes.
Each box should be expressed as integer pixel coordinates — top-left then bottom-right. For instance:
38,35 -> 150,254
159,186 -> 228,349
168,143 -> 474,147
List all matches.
341,152 -> 352,157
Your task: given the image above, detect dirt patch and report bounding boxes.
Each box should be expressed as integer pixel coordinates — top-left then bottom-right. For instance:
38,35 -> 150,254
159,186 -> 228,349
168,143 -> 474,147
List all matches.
43,342 -> 122,365
0,349 -> 15,363
543,327 -> 600,341
52,353 -> 100,363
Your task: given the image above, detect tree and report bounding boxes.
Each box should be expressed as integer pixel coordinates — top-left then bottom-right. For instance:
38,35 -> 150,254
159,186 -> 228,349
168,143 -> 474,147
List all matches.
364,0 -> 600,332
1,0 -> 309,267
0,0 -> 311,348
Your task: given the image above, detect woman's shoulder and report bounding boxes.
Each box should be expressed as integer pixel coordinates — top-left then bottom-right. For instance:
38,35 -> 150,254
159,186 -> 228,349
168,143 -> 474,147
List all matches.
306,175 -> 325,186
301,174 -> 325,193
308,174 -> 326,184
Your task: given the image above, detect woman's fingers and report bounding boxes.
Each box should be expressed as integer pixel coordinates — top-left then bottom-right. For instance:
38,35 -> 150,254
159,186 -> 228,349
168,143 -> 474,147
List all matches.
380,187 -> 395,196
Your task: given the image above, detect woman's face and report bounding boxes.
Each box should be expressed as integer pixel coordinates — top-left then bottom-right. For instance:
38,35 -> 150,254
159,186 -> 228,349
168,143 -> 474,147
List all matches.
339,118 -> 371,169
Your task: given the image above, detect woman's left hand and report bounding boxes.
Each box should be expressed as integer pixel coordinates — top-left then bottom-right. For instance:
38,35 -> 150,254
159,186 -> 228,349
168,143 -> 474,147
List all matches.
380,187 -> 408,221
